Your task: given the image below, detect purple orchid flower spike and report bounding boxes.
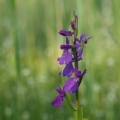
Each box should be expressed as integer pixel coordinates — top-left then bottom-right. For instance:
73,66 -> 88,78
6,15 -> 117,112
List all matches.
51,86 -> 66,108
59,30 -> 74,36
51,11 -> 92,112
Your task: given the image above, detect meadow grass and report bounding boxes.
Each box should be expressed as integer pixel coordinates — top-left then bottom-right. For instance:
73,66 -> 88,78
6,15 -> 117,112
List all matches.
0,0 -> 120,120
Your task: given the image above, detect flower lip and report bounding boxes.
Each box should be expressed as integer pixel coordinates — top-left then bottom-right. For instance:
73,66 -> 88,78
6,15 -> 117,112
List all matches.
51,86 -> 66,108
57,50 -> 72,65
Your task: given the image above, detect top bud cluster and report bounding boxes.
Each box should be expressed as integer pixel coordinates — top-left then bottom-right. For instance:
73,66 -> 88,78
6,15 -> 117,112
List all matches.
51,12 -> 92,108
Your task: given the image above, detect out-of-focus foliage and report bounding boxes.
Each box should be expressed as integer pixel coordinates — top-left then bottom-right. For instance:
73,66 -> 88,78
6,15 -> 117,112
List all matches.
0,0 -> 120,120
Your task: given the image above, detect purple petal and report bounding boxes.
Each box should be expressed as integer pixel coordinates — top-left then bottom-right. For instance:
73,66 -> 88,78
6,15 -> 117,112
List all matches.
74,67 -> 82,78
66,37 -> 70,45
57,51 -> 72,65
75,70 -> 81,78
80,32 -> 86,41
64,78 -> 79,93
60,45 -> 72,50
62,62 -> 74,77
81,69 -> 87,76
59,30 -> 74,36
74,43 -> 80,50
56,86 -> 65,97
77,57 -> 82,61
51,95 -> 64,108
77,48 -> 83,58
75,37 -> 80,43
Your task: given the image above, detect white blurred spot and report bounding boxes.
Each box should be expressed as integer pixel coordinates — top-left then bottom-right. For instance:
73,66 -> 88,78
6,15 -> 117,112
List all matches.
22,68 -> 30,76
22,111 -> 30,120
95,110 -> 104,118
81,99 -> 87,106
68,117 -> 74,120
4,107 -> 12,116
43,113 -> 49,120
18,86 -> 27,95
2,37 -> 12,48
93,83 -> 101,93
27,77 -> 34,86
106,57 -> 114,67
37,75 -> 47,83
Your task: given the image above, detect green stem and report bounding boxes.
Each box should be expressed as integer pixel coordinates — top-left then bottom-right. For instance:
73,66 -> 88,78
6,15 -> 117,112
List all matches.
72,11 -> 80,120
66,93 -> 77,111
74,90 -> 79,120
80,105 -> 83,120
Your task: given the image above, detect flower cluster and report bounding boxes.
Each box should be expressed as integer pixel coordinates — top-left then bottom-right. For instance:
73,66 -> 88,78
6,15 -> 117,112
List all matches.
51,13 -> 92,108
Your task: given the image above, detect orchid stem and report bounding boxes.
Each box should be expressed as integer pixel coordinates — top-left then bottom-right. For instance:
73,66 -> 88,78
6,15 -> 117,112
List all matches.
66,93 -> 77,111
74,90 -> 79,120
71,11 -> 80,120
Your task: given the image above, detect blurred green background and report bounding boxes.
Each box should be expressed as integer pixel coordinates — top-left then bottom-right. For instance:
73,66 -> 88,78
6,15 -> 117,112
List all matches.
0,0 -> 120,120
